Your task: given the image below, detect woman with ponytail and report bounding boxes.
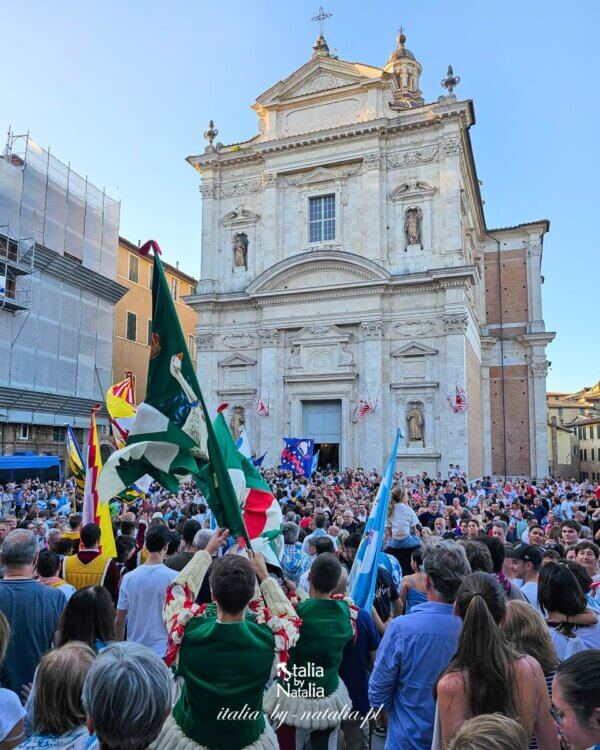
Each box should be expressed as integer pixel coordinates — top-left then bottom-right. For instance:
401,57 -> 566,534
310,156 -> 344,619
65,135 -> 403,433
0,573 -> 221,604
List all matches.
384,485 -> 421,576
435,572 -> 559,750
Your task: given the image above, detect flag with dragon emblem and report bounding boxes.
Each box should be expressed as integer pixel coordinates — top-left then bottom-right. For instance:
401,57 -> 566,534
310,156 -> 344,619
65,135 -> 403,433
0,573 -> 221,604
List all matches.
97,241 -> 249,543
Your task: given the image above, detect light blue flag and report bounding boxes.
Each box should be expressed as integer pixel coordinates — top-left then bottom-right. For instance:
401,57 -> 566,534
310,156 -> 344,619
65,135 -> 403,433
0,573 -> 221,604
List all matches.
349,428 -> 401,611
311,450 -> 320,475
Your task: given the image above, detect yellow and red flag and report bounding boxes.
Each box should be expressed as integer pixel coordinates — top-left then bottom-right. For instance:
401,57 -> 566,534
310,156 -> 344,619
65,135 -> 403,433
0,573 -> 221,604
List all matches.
82,405 -> 116,558
106,372 -> 136,450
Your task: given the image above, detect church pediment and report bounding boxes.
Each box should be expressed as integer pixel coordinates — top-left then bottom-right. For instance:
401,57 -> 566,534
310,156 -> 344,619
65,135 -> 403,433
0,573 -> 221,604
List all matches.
220,207 -> 261,227
255,57 -> 382,108
391,341 -> 438,357
246,251 -> 390,296
390,180 -> 437,202
290,323 -> 351,344
286,164 -> 361,188
218,353 -> 257,367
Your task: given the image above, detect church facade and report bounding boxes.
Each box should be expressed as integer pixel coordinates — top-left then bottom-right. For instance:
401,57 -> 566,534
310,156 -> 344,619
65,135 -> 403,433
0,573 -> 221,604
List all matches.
186,30 -> 554,478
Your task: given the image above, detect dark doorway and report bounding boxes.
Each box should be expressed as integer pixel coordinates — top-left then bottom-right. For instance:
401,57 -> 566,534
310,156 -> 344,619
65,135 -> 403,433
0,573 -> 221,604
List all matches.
315,443 -> 339,470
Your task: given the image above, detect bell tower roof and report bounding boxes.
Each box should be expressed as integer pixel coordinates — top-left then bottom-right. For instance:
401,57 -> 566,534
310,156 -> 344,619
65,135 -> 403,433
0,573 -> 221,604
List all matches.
383,27 -> 424,110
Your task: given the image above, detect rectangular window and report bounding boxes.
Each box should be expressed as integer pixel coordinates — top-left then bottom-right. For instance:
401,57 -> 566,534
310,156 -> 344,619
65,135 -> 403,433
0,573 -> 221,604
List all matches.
53,426 -> 65,443
584,449 -> 588,462
147,319 -> 153,346
580,449 -> 583,461
592,448 -> 596,462
309,195 -> 335,243
128,254 -> 139,283
18,424 -> 30,440
126,311 -> 137,342
171,277 -> 179,302
597,425 -> 600,439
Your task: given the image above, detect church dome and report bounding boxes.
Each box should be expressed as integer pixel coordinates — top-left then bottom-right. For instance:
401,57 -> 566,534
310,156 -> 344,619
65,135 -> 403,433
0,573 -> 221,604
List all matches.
387,30 -> 415,63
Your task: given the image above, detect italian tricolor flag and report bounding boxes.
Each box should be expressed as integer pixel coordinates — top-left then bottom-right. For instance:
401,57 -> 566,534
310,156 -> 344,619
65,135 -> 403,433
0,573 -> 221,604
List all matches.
214,407 -> 283,567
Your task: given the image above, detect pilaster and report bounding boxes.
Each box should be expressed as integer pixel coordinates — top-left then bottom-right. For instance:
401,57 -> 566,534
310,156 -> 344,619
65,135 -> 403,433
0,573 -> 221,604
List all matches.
257,327 -> 280,465
359,319 -> 384,469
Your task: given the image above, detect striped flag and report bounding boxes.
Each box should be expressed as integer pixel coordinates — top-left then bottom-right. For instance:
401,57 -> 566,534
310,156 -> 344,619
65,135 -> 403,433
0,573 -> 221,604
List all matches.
83,406 -> 116,558
66,425 -> 85,492
106,372 -> 136,450
349,428 -> 401,611
215,406 -> 282,568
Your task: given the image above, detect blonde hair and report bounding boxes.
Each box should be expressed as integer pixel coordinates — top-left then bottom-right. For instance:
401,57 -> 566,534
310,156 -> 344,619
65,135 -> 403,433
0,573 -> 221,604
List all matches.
447,713 -> 528,750
388,486 -> 409,518
34,641 -> 96,736
0,612 -> 9,665
501,599 -> 558,675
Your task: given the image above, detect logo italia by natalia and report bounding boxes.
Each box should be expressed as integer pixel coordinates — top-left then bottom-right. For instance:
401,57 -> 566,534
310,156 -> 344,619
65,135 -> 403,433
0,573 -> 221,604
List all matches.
276,662 -> 325,698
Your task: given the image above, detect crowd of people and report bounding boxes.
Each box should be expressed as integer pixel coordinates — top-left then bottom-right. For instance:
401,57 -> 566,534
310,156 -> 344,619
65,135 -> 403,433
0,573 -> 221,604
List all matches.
0,468 -> 599,750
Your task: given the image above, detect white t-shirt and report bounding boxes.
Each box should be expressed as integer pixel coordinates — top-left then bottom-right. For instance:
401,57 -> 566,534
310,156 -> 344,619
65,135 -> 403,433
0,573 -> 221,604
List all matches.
117,563 -> 178,656
0,687 -> 25,742
519,581 -> 540,612
389,503 -> 419,537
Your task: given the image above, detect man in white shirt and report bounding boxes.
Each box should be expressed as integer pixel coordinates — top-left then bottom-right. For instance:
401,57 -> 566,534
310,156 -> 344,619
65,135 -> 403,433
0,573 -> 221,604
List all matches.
511,544 -> 542,612
115,523 -> 178,657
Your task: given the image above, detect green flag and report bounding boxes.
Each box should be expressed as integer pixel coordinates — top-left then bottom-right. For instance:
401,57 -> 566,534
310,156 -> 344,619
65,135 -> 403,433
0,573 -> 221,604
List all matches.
98,240 -> 249,543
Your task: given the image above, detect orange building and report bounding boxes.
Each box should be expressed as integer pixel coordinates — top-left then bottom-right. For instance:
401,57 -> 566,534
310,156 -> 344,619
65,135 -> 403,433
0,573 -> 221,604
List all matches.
113,237 -> 198,401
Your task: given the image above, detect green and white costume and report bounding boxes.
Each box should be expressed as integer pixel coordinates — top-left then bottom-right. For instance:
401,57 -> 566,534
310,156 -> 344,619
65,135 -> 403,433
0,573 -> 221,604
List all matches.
151,551 -> 300,750
263,590 -> 356,731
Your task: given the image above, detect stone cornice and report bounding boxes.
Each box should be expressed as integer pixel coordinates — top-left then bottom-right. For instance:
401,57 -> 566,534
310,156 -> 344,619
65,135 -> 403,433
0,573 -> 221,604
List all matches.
186,264 -> 477,311
187,103 -> 472,174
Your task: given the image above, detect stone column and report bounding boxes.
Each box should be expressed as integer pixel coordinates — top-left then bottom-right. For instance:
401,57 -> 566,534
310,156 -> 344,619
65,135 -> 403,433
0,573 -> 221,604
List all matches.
441,312 -> 469,472
359,320 -> 384,470
481,338 -> 496,476
195,332 -> 218,414
439,135 -> 462,255
361,153 -> 384,262
526,241 -> 544,333
257,327 -> 279,466
261,172 -> 278,275
199,173 -> 218,281
531,360 -> 550,478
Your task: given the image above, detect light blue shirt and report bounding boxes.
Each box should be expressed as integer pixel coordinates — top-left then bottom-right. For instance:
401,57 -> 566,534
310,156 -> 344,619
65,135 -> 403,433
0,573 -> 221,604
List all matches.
369,601 -> 462,750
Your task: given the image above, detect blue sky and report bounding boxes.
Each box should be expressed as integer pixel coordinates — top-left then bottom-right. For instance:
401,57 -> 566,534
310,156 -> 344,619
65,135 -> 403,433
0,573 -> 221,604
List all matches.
2,0 -> 598,392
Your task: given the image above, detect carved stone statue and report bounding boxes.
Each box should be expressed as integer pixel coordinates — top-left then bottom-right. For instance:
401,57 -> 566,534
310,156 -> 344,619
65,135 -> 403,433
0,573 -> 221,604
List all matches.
233,232 -> 249,268
229,406 -> 245,440
407,406 -> 424,441
404,207 -> 423,246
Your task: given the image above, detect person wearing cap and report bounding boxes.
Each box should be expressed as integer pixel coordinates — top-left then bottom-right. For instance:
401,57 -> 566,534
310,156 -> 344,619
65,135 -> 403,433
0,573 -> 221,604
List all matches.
510,544 -> 543,612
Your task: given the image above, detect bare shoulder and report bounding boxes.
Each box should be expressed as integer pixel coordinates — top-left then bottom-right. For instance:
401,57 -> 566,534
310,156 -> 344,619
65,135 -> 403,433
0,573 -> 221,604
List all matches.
515,654 -> 543,677
437,670 -> 465,697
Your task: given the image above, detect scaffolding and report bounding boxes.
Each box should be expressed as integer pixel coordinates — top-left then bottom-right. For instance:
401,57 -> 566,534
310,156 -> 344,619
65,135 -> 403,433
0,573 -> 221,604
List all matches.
1,129 -> 120,280
0,225 -> 34,312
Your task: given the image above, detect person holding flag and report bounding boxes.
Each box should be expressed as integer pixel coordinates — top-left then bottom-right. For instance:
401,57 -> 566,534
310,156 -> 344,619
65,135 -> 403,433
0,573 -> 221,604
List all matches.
152,529 -> 301,750
98,240 -> 250,547
62,406 -> 119,603
349,429 -> 402,614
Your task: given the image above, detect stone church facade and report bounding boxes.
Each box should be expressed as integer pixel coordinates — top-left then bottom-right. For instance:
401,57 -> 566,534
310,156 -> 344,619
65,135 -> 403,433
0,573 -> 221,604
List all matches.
186,30 -> 554,478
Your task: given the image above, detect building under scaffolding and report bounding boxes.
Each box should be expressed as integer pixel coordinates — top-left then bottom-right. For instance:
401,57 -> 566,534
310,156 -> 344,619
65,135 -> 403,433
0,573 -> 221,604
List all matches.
0,131 -> 127,460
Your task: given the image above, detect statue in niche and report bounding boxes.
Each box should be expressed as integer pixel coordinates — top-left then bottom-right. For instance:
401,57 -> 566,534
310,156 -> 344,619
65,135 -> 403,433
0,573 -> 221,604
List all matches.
290,345 -> 301,367
406,405 -> 424,441
229,406 -> 245,440
233,232 -> 249,268
404,207 -> 423,246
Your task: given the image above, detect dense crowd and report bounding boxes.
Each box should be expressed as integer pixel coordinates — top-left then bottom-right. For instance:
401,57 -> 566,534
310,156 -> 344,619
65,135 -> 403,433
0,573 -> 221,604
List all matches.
0,468 -> 599,750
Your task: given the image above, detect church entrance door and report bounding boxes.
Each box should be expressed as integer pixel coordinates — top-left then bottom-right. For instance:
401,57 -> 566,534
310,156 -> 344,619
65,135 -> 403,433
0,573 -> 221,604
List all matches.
302,400 -> 342,468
